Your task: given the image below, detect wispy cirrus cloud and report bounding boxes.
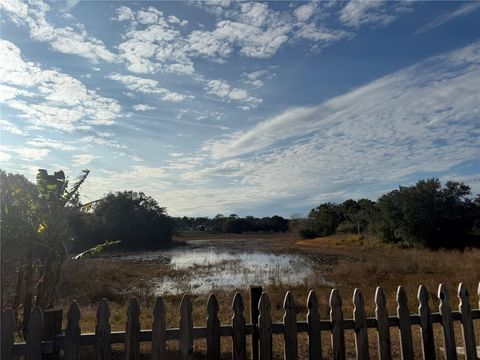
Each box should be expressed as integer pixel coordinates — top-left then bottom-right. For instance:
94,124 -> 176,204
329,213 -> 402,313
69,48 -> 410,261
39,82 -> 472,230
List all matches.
416,2 -> 480,34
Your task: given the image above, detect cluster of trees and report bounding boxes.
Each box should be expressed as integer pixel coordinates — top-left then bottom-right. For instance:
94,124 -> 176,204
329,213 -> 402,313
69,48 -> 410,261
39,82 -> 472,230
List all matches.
1,169 -> 174,320
299,179 -> 480,249
173,214 -> 289,234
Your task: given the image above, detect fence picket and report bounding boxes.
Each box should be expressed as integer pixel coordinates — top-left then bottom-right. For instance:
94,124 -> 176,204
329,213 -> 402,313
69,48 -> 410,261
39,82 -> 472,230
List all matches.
353,289 -> 369,360
458,283 -> 477,360
396,286 -> 414,360
232,293 -> 247,360
95,299 -> 111,360
258,293 -> 272,360
438,284 -> 457,360
179,295 -> 193,360
418,285 -> 435,360
152,297 -> 166,360
207,294 -> 221,360
125,297 -> 141,360
26,306 -> 44,360
1,309 -> 15,360
307,291 -> 322,360
330,289 -> 346,360
375,287 -> 391,360
283,292 -> 298,360
64,301 -> 81,360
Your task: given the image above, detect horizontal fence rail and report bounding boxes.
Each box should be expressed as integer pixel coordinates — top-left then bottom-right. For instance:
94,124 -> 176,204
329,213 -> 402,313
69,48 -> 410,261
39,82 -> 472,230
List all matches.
2,283 -> 480,360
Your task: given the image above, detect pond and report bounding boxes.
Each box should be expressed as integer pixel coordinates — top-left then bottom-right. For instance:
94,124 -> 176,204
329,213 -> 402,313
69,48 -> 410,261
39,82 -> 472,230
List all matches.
109,240 -> 330,295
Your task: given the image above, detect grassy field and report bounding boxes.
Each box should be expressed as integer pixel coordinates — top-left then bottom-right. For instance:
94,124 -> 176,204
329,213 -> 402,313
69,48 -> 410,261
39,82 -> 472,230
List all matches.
7,232 -> 480,359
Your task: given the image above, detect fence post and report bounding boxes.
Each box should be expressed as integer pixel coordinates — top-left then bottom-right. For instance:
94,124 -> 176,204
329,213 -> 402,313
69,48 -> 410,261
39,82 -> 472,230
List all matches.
438,284 -> 457,360
179,295 -> 193,360
375,287 -> 391,360
396,286 -> 414,360
258,293 -> 272,360
1,309 -> 15,360
330,289 -> 346,360
283,292 -> 298,360
353,289 -> 369,360
152,297 -> 166,360
26,306 -> 44,360
457,283 -> 477,360
95,299 -> 111,360
250,286 -> 262,360
307,291 -> 322,360
64,301 -> 81,360
207,294 -> 220,360
42,308 -> 63,360
125,297 -> 141,360
417,285 -> 435,360
232,293 -> 246,360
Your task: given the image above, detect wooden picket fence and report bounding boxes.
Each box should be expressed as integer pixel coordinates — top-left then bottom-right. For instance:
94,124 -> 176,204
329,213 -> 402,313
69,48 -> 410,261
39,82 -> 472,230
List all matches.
2,283 -> 480,360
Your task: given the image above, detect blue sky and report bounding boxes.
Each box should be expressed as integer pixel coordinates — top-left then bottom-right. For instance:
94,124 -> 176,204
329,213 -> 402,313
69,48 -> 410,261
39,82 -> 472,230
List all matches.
1,0 -> 479,217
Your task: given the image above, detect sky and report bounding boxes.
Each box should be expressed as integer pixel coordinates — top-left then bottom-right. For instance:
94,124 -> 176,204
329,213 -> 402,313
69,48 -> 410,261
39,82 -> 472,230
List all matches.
0,0 -> 479,217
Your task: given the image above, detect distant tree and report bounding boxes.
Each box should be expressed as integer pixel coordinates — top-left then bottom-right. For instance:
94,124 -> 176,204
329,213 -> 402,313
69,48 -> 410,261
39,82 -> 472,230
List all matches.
339,199 -> 376,235
95,191 -> 173,249
308,202 -> 343,236
376,179 -> 475,248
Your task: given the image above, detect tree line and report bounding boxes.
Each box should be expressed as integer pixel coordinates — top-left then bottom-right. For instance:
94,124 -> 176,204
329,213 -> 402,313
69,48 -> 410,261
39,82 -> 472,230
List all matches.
296,179 -> 480,249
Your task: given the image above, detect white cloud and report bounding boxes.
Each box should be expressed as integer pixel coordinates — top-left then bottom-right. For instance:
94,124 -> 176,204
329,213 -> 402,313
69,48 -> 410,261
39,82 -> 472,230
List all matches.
205,79 -> 262,109
108,73 -> 192,102
416,2 -> 480,34
339,1 -> 402,28
2,146 -> 50,161
0,119 -> 27,136
133,104 -> 157,112
0,0 -> 116,63
26,138 -> 77,151
79,136 -> 125,149
72,154 -> 98,165
294,2 -> 317,22
0,40 -> 122,132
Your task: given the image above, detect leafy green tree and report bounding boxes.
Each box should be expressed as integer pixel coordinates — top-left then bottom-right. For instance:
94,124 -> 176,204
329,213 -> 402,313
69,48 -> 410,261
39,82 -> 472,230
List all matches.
308,202 -> 343,236
94,191 -> 173,249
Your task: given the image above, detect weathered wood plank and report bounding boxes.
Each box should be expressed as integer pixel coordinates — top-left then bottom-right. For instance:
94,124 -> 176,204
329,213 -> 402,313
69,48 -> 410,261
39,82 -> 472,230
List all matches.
152,297 -> 166,360
458,283 -> 477,360
353,289 -> 369,360
375,287 -> 391,360
329,289 -> 346,360
258,293 -> 272,360
306,290 -> 322,360
1,308 -> 15,360
207,294 -> 220,360
232,293 -> 247,360
64,301 -> 81,360
417,285 -> 435,360
283,292 -> 298,360
250,286 -> 262,360
26,306 -> 44,360
43,309 -> 63,360
179,295 -> 193,360
396,286 -> 414,360
438,284 -> 457,360
125,297 -> 141,360
95,298 -> 111,360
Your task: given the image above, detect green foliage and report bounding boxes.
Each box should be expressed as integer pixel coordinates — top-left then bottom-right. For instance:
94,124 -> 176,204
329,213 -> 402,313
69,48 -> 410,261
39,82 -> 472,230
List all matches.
308,202 -> 343,236
94,191 -> 174,249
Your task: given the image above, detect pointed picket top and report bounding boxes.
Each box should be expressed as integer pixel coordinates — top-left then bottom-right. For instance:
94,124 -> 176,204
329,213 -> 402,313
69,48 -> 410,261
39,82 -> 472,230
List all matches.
65,300 -> 81,360
95,298 -> 111,360
438,284 -> 457,360
283,292 -> 298,360
232,293 -> 246,360
179,295 -> 193,360
457,283 -> 477,360
152,297 -> 166,360
353,288 -> 369,360
306,290 -> 322,360
128,297 -> 141,318
375,287 -> 391,360
125,297 -> 141,360
258,293 -> 272,360
1,308 -> 15,360
26,306 -> 44,360
396,286 -> 414,360
329,289 -> 346,360
207,293 -> 220,360
417,285 -> 435,360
